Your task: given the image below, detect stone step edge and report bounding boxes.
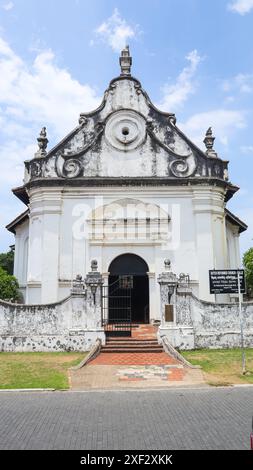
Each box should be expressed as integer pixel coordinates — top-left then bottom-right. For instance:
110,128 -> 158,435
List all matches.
71,338 -> 102,370
161,336 -> 201,370
104,342 -> 160,346
106,339 -> 158,343
106,338 -> 157,341
101,349 -> 167,352
102,345 -> 163,350
102,348 -> 164,352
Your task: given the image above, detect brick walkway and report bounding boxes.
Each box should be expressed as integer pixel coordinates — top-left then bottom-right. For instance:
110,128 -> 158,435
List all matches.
91,324 -> 182,366
70,324 -> 205,389
131,324 -> 157,339
90,352 -> 179,365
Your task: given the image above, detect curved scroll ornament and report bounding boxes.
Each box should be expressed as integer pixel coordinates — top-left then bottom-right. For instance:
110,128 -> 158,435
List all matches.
55,153 -> 83,178
168,115 -> 177,126
78,115 -> 88,127
170,154 -> 196,178
63,159 -> 82,178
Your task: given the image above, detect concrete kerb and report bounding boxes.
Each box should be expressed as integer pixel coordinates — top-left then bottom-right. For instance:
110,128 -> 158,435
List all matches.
0,388 -> 56,392
1,383 -> 253,393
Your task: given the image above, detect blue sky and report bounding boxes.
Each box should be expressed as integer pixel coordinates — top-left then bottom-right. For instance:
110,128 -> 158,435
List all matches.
0,0 -> 253,255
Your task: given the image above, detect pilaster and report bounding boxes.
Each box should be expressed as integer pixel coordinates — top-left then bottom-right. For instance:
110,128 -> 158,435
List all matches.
192,187 -> 225,301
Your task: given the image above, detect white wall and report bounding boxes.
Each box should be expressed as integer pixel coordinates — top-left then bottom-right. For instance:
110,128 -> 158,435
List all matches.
14,219 -> 29,301
226,220 -> 240,269
0,285 -> 105,352
18,184 -> 233,307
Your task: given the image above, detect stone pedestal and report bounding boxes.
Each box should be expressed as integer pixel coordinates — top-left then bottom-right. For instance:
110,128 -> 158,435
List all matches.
85,260 -> 104,330
158,266 -> 194,349
157,270 -> 178,326
68,261 -> 105,348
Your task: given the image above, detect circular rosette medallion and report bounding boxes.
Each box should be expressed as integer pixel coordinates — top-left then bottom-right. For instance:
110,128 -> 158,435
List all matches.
105,110 -> 146,151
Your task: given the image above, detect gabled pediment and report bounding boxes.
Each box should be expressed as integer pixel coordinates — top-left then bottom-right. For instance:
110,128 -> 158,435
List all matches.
24,48 -> 228,184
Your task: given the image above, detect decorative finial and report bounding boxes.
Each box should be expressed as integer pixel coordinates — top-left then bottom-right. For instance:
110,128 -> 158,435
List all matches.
203,127 -> 217,158
119,45 -> 132,76
91,259 -> 98,272
164,259 -> 171,271
35,127 -> 48,158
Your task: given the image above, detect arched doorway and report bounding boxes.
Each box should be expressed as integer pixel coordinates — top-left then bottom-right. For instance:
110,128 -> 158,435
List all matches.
108,254 -> 149,324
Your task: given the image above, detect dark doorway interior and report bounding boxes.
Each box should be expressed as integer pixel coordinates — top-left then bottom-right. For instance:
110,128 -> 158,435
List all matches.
131,275 -> 149,323
108,254 -> 149,324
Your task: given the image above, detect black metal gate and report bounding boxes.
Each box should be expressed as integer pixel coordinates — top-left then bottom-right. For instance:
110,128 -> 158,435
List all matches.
102,276 -> 132,337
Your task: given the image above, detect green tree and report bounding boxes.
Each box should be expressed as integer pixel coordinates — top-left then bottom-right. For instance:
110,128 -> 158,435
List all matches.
243,247 -> 253,298
0,267 -> 20,302
0,249 -> 14,275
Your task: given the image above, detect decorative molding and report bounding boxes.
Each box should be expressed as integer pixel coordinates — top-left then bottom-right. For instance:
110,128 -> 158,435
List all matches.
170,156 -> 197,178
105,110 -> 146,151
89,240 -> 166,246
119,45 -> 132,76
27,281 -> 42,287
147,272 -> 156,279
62,158 -> 82,178
25,176 -> 233,190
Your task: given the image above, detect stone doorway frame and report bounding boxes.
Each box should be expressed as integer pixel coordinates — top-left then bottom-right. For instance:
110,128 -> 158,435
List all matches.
107,253 -> 150,324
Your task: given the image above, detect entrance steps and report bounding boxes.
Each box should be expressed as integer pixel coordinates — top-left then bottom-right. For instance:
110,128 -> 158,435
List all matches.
88,325 -> 182,366
102,324 -> 163,353
70,323 -> 206,387
101,338 -> 164,354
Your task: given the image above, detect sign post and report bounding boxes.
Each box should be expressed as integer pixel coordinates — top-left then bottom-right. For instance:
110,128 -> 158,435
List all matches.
209,269 -> 246,375
209,269 -> 245,294
238,271 -> 246,375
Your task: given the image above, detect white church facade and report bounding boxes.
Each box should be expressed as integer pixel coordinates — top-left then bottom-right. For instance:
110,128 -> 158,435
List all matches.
7,47 -> 247,328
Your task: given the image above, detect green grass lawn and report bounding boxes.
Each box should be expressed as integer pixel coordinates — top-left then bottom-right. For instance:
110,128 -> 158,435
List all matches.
0,352 -> 86,390
181,348 -> 253,386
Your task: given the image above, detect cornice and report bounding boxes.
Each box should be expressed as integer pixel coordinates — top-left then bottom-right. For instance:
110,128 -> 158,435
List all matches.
25,176 -> 234,191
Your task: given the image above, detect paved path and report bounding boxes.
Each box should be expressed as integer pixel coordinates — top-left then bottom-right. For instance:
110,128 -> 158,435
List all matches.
0,387 -> 252,449
70,364 -> 204,390
70,325 -> 205,390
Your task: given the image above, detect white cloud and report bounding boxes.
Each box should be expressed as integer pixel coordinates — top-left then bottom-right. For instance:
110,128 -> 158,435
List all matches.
222,72 -> 253,96
222,80 -> 231,92
179,109 -> 246,149
0,141 -> 36,185
93,8 -> 138,52
2,1 -> 14,10
158,50 -> 203,111
0,34 -> 103,250
228,0 -> 253,14
240,145 -> 253,153
225,95 -> 236,103
0,44 -> 101,139
235,73 -> 253,92
0,34 -> 102,187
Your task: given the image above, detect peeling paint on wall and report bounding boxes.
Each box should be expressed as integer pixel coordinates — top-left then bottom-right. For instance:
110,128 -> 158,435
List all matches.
159,286 -> 253,349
